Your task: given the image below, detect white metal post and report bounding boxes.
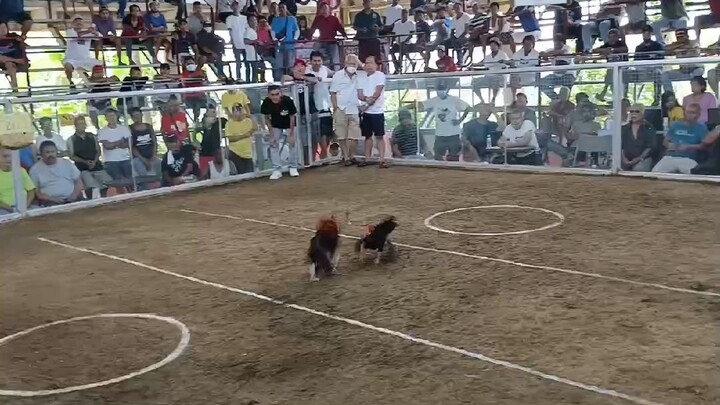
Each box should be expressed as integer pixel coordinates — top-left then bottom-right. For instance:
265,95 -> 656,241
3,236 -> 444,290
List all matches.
611,65 -> 623,174
4,101 -> 27,214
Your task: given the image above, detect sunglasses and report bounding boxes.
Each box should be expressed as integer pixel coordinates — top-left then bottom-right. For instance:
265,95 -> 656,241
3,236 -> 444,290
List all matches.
629,110 -> 641,113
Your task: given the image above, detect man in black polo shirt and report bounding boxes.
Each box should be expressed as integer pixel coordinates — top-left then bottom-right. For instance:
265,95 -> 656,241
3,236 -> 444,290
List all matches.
352,0 -> 383,63
261,84 -> 299,180
594,28 -> 628,101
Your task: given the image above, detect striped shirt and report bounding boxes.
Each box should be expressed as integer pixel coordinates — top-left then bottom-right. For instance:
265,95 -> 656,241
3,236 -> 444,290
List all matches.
391,125 -> 418,156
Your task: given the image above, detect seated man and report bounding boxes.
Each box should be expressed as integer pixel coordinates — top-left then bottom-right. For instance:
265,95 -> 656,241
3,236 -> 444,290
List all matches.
390,9 -> 416,73
391,109 -> 420,158
594,28 -> 628,101
497,109 -> 541,165
0,21 -> 29,93
661,28 -> 703,93
92,7 -> 123,64
67,115 -> 113,199
161,134 -> 199,186
35,117 -> 68,157
581,0 -> 621,52
0,147 -> 35,214
462,104 -> 499,162
471,37 -> 508,104
509,35 -> 539,92
30,141 -> 84,205
653,103 -> 709,174
63,17 -> 102,88
539,34 -> 576,100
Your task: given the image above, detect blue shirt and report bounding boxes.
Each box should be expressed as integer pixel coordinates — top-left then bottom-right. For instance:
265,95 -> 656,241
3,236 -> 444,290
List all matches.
145,13 -> 167,31
666,121 -> 707,160
271,15 -> 299,49
514,6 -> 540,32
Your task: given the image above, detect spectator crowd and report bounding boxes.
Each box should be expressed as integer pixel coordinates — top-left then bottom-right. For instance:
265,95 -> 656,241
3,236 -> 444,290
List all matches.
1,0 -> 720,215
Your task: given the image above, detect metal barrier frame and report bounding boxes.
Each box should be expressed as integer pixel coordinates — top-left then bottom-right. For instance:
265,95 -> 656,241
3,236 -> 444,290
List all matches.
3,56 -> 720,224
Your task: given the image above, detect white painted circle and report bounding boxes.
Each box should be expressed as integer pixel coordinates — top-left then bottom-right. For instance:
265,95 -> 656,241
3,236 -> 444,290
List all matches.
424,205 -> 565,236
0,313 -> 190,397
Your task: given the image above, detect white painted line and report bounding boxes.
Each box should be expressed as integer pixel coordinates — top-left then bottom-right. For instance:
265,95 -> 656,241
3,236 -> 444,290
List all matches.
423,205 -> 565,236
37,237 -> 662,405
0,313 -> 190,397
179,209 -> 720,298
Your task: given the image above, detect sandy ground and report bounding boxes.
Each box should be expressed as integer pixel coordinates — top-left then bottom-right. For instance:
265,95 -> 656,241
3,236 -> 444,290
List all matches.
1,166 -> 719,405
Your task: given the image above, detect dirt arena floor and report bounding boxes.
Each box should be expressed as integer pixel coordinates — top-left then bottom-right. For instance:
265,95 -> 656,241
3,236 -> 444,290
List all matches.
1,166 -> 719,405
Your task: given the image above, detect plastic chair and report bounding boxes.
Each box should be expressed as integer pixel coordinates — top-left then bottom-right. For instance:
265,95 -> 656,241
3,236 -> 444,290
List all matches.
572,135 -> 613,168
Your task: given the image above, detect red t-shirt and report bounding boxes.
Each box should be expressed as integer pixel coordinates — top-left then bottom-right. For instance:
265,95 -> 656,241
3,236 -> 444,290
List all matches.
121,15 -> 145,38
437,56 -> 458,72
161,113 -> 189,144
181,70 -> 206,99
711,0 -> 720,16
309,14 -> 346,42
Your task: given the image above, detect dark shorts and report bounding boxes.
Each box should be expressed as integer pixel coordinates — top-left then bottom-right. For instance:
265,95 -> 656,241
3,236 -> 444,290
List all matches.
184,96 -> 207,110
319,114 -> 333,138
95,37 -> 118,47
219,11 -> 233,23
358,38 -> 381,63
697,14 -> 720,27
0,11 -> 32,24
105,160 -> 133,181
361,113 -> 385,138
434,134 -> 461,160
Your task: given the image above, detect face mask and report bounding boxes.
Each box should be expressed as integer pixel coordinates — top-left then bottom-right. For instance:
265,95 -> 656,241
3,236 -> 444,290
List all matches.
438,90 -> 448,98
186,64 -> 197,72
204,27 -> 212,33
346,66 -> 357,74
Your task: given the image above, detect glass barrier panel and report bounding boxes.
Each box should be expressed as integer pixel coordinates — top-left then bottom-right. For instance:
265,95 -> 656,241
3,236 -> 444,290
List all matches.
620,60 -> 720,176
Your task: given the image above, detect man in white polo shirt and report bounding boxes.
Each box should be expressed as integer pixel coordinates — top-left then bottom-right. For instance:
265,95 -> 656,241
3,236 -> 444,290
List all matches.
499,109 -> 541,165
358,55 -> 387,168
450,2 -> 471,64
330,54 -> 362,165
422,82 -> 470,161
97,108 -> 132,189
509,35 -> 540,92
390,8 -> 415,72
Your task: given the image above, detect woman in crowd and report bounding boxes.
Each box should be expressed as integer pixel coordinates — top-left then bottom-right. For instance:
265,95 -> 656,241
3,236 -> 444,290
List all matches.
194,104 -> 227,176
621,103 -> 656,172
682,76 -> 717,126
661,91 -> 684,127
549,86 -> 574,144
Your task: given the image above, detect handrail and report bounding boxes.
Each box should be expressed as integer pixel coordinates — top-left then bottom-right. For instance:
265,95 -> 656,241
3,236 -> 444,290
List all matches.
5,80 -> 283,104
7,54 -> 720,104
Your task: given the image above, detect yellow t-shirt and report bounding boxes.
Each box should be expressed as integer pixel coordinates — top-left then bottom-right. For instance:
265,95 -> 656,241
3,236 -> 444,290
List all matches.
221,91 -> 251,112
0,169 -> 35,208
669,106 -> 684,126
226,118 -> 254,159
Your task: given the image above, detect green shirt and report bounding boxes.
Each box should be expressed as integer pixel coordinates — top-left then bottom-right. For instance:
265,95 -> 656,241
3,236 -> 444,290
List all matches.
661,0 -> 687,19
0,169 -> 34,208
353,10 -> 383,39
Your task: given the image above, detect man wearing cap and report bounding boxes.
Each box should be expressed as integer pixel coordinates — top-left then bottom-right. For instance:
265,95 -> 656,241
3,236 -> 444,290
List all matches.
197,21 -> 226,76
330,54 -> 362,165
98,108 -> 133,188
422,82 -> 470,161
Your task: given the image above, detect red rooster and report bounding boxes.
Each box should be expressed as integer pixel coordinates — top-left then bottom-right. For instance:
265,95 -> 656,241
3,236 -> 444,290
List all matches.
307,216 -> 341,281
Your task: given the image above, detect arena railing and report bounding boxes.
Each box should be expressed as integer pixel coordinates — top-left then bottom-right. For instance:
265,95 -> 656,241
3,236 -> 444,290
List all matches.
377,55 -> 720,182
0,81 -> 323,222
2,56 -> 720,224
